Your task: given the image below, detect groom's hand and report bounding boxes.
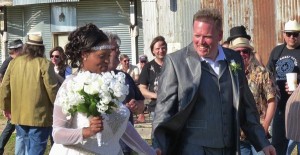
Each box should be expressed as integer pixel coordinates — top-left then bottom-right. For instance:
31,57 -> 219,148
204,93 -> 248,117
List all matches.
155,148 -> 162,155
262,145 -> 276,155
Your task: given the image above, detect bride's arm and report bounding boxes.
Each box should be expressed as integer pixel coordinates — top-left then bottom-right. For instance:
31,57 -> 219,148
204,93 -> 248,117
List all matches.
121,122 -> 156,155
52,78 -> 99,145
52,104 -> 85,145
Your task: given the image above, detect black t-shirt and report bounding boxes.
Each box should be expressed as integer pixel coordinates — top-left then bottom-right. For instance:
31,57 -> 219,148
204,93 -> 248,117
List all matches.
267,45 -> 300,110
138,60 -> 162,111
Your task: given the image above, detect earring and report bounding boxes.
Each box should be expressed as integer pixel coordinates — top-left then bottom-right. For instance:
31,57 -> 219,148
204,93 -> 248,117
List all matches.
84,58 -> 87,61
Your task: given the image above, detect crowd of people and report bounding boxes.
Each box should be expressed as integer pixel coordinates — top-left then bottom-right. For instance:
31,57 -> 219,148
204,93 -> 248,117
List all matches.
0,7 -> 299,155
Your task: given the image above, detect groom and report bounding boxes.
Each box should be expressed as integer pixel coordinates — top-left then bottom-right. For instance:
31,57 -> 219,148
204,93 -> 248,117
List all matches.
152,8 -> 276,155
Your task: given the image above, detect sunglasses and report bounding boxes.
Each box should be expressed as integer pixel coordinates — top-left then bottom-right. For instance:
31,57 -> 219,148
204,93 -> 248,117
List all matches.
236,49 -> 251,54
285,32 -> 299,38
50,55 -> 60,59
123,60 -> 130,62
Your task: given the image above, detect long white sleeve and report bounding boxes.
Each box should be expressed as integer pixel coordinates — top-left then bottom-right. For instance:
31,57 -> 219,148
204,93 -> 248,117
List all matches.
52,77 -> 84,145
121,122 -> 156,155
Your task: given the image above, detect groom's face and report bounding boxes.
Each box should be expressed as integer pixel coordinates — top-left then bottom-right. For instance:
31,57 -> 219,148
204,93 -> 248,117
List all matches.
193,19 -> 223,60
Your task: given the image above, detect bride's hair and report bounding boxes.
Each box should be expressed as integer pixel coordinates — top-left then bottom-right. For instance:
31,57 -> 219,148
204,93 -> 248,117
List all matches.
65,23 -> 108,68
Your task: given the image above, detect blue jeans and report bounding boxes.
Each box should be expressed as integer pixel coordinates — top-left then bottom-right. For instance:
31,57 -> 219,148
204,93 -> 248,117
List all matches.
15,125 -> 51,155
0,120 -> 15,155
240,141 -> 253,155
240,140 -> 264,155
271,109 -> 288,155
287,140 -> 300,155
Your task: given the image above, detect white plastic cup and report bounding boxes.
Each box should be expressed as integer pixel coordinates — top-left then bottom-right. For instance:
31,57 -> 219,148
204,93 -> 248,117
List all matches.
286,73 -> 298,91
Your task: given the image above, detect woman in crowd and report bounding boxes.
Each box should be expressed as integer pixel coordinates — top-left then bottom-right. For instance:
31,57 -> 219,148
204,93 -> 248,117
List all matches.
117,54 -> 139,82
49,46 -> 72,84
49,23 -> 156,155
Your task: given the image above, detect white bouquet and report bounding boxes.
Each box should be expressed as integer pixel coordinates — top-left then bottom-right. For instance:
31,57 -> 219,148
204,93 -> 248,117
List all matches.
60,71 -> 129,146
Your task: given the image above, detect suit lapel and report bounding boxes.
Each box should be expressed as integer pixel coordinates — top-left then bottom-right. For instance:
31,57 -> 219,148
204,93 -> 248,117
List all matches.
186,43 -> 202,105
224,49 -> 240,110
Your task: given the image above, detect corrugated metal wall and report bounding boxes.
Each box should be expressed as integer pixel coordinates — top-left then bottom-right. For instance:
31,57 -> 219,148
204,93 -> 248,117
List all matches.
23,4 -> 52,56
7,6 -> 23,60
141,0 -> 158,61
141,0 -> 201,60
143,0 -> 300,66
77,0 -> 144,61
253,0 -> 276,65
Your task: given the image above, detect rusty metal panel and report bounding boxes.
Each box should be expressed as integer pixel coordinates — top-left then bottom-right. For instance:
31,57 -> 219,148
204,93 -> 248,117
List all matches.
252,0 -> 276,65
13,0 -> 79,6
200,0 -> 223,13
223,0 -> 254,43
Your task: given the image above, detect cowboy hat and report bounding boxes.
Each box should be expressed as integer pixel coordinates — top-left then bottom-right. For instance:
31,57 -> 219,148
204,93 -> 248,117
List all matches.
26,34 -> 44,46
283,20 -> 300,32
227,25 -> 251,42
229,37 -> 254,51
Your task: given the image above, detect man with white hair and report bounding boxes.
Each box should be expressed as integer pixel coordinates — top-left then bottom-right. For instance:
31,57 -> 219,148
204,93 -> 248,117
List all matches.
267,19 -> 300,155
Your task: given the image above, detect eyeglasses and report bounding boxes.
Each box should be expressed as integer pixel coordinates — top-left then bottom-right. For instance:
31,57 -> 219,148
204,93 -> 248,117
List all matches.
235,49 -> 251,54
285,32 -> 299,38
50,55 -> 60,59
123,60 -> 130,62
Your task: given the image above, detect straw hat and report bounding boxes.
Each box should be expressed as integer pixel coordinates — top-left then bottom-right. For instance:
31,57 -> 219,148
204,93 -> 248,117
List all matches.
229,37 -> 254,51
283,20 -> 300,32
26,34 -> 44,46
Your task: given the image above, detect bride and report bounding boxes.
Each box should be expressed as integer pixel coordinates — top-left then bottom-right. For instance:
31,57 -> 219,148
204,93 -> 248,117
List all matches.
49,23 -> 156,155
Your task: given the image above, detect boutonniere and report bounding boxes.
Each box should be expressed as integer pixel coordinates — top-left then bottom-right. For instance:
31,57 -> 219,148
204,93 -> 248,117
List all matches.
229,60 -> 242,74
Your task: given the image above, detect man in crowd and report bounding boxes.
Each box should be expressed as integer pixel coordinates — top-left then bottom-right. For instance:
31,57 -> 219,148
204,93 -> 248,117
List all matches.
105,32 -> 145,155
0,39 -> 23,155
267,19 -> 300,155
0,35 -> 58,155
229,37 -> 277,155
152,8 -> 275,155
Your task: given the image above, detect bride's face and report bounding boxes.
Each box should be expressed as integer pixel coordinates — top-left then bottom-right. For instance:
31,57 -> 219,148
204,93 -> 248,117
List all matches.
82,50 -> 110,74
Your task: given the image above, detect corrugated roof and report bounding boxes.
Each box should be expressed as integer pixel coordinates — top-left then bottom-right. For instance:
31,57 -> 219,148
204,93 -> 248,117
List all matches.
13,0 -> 79,6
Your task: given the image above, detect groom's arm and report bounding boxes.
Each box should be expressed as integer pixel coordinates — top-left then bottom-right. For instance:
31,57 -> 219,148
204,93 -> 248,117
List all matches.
152,55 -> 179,153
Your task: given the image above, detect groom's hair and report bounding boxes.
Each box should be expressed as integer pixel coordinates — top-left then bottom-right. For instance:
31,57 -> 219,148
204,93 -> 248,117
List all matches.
193,8 -> 222,31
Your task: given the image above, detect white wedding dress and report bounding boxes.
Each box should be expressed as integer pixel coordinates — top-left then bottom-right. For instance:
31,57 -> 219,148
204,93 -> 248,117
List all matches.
49,76 -> 155,155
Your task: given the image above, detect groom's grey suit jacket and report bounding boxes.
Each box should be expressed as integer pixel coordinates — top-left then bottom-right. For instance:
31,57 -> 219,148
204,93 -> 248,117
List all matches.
152,43 -> 270,155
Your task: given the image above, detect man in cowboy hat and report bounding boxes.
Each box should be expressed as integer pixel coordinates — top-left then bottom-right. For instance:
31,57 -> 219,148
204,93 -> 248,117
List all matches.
0,39 -> 23,154
227,25 -> 264,66
0,34 -> 59,155
230,37 -> 277,155
267,19 -> 300,155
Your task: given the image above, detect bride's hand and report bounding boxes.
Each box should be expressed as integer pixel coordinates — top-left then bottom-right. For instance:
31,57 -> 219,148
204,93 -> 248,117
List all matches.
83,116 -> 103,138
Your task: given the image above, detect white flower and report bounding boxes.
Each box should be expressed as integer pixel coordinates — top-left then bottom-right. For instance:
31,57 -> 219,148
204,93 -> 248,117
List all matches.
60,71 -> 129,117
229,59 -> 241,74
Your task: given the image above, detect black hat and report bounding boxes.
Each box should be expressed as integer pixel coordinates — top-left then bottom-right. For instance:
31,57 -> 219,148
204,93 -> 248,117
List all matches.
227,25 -> 251,42
8,39 -> 23,49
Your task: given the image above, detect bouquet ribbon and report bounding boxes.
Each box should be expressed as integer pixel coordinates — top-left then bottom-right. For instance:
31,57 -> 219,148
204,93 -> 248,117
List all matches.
97,114 -> 109,146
